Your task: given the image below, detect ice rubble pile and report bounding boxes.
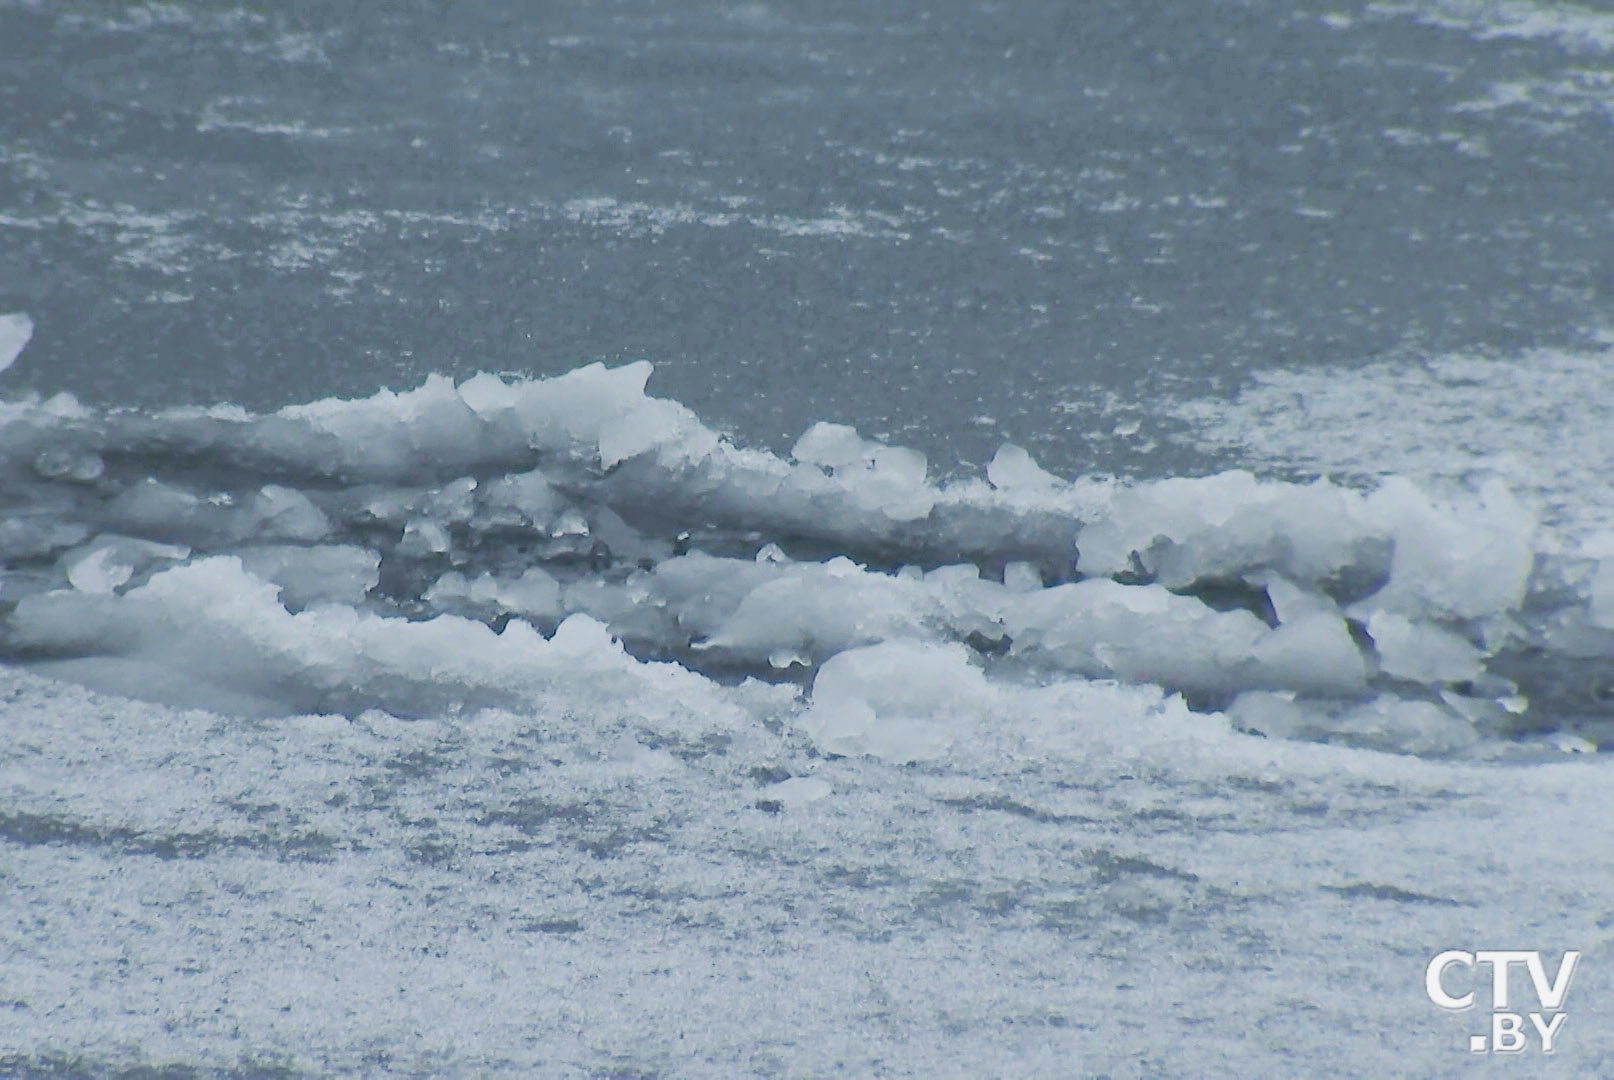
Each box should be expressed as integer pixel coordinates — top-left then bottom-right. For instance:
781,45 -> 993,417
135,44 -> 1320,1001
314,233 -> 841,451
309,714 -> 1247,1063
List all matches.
0,361 -> 1610,757
5,552 -> 751,722
0,362 -> 1085,571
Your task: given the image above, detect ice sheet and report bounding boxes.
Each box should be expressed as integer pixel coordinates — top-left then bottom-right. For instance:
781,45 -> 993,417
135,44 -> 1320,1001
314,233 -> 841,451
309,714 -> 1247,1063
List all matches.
2,661 -> 1610,1076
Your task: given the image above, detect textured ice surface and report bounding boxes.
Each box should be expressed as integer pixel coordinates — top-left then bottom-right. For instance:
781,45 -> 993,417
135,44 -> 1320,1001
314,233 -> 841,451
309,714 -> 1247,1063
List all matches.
1369,0 -> 1614,54
0,361 -> 1609,751
1178,344 -> 1614,543
1,361 -> 1613,1075
4,0 -> 1613,1068
2,660 -> 1612,1077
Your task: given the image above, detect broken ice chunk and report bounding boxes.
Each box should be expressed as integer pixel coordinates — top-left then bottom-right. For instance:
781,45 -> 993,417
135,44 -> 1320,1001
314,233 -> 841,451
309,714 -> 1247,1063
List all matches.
546,612 -> 620,659
1365,611 -> 1483,683
791,422 -> 933,521
106,479 -> 204,539
1258,573 -> 1342,625
1224,689 -> 1311,740
798,640 -> 991,762
651,552 -> 781,639
755,542 -> 790,565
278,373 -> 489,479
475,469 -> 561,530
925,563 -> 982,588
871,444 -> 928,486
597,397 -> 718,468
61,535 -> 191,594
552,508 -> 590,537
792,422 -> 870,471
1548,732 -> 1596,754
986,442 -> 1062,492
1330,696 -> 1480,755
1005,578 -> 1271,694
1003,561 -> 1043,592
793,421 -> 913,472
234,545 -> 381,609
703,562 -> 930,662
561,574 -> 677,644
397,518 -> 453,558
1076,472 -> 1373,589
762,775 -> 832,809
1250,612 -> 1369,695
0,517 -> 92,561
1362,477 -> 1534,620
32,448 -> 105,483
65,547 -> 134,594
426,566 -> 563,620
250,485 -> 332,542
1227,691 -> 1479,755
0,312 -> 32,374
587,505 -> 669,566
461,361 -> 654,447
